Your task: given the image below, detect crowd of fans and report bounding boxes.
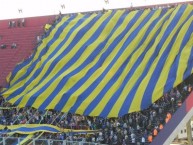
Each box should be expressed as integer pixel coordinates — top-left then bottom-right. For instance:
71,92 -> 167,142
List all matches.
0,74 -> 192,145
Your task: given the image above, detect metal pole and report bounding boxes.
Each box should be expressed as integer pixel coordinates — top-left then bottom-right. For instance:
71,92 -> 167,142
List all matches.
48,139 -> 50,145
3,137 -> 5,145
18,137 -> 20,144
33,138 -> 36,145
186,119 -> 192,145
63,140 -> 66,145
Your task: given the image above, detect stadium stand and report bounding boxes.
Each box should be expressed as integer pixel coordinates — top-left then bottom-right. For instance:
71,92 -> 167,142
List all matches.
0,74 -> 192,144
0,1 -> 193,145
0,15 -> 56,86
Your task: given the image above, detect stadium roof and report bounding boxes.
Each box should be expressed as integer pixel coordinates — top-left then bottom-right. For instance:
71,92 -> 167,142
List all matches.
0,0 -> 193,20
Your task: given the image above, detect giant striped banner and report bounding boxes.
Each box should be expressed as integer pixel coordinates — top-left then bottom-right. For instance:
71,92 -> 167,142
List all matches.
1,4 -> 193,117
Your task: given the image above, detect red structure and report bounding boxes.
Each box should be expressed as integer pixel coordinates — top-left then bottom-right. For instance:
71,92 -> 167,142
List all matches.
0,15 -> 56,86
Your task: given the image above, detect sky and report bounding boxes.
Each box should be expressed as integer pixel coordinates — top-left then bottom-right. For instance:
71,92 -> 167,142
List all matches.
0,0 -> 192,20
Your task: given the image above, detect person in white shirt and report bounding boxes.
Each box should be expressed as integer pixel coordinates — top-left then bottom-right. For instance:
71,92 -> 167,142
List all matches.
141,136 -> 145,145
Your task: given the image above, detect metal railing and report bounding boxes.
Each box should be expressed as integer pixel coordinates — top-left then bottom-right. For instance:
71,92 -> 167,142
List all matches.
0,137 -> 107,145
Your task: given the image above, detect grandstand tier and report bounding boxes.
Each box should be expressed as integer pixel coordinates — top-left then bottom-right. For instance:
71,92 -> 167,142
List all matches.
0,15 -> 56,86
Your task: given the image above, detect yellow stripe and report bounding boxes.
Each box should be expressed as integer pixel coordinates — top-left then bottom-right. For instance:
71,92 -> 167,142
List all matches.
13,131 -> 57,134
20,134 -> 34,145
7,124 -> 60,130
27,131 -> 44,145
89,9 -> 164,116
60,10 -> 140,113
7,15 -> 81,92
18,11 -> 112,108
0,125 -> 4,130
10,16 -> 70,85
151,6 -> 193,103
173,32 -> 193,87
1,123 -> 97,135
72,11 -> 152,115
129,5 -> 190,113
63,10 -> 140,114
107,8 -> 176,117
6,14 -> 86,103
5,16 -> 71,94
175,5 -> 193,82
43,10 -> 119,110
0,106 -> 17,109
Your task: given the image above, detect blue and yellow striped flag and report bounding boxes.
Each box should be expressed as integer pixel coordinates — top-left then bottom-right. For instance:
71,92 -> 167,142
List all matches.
1,4 -> 193,117
0,124 -> 99,134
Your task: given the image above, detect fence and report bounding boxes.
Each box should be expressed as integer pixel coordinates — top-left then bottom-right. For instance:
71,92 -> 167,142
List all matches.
0,137 -> 106,145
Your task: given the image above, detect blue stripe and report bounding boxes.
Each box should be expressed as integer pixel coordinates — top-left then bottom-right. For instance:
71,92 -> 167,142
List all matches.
183,46 -> 193,80
52,10 -> 144,112
100,9 -> 170,116
6,14 -> 88,101
66,11 -> 133,113
4,16 -> 76,97
140,5 -> 187,109
22,12 -> 109,107
13,14 -> 92,105
9,53 -> 35,84
6,15 -> 78,97
82,9 -> 168,117
12,126 -> 59,133
80,10 -> 158,116
102,7 -> 172,116
36,11 -> 117,110
9,16 -> 74,86
100,9 -> 169,117
164,17 -> 193,95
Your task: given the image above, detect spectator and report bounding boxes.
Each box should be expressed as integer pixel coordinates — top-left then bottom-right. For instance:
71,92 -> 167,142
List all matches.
54,11 -> 62,24
12,21 -> 16,27
141,136 -> 145,145
153,127 -> 158,137
36,35 -> 42,44
1,44 -> 6,49
148,133 -> 153,143
17,19 -> 21,27
21,18 -> 25,27
188,84 -> 192,93
11,43 -> 17,49
8,21 -> 12,28
159,123 -> 163,131
167,112 -> 172,121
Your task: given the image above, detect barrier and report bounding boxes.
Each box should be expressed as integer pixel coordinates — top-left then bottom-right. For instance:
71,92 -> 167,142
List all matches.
0,137 -> 107,145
